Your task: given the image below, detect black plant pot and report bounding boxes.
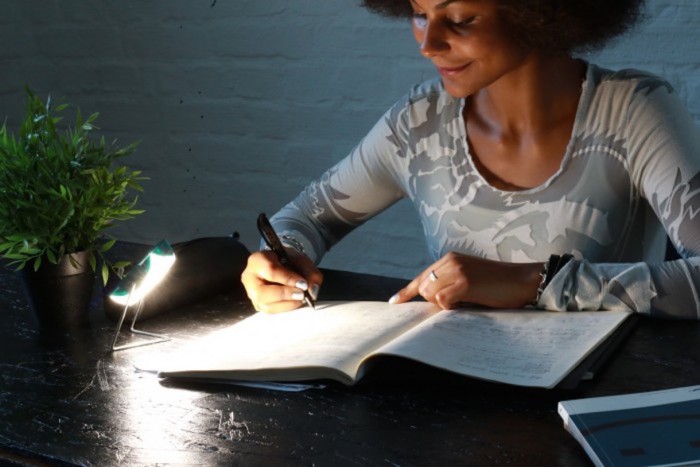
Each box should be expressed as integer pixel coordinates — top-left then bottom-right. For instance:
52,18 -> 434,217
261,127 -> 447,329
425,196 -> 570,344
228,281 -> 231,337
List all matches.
20,250 -> 96,332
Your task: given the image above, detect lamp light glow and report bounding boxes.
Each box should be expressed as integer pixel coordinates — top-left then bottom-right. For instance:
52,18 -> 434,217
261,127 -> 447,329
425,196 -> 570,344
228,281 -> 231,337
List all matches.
110,239 -> 176,351
109,241 -> 176,306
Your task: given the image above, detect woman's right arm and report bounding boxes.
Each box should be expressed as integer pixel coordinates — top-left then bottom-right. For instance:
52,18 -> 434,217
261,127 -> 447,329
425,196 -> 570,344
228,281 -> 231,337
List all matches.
242,98 -> 412,311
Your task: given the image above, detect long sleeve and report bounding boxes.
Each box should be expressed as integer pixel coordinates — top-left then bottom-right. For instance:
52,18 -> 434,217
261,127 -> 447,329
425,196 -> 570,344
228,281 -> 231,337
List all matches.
540,71 -> 700,319
269,96 -> 412,263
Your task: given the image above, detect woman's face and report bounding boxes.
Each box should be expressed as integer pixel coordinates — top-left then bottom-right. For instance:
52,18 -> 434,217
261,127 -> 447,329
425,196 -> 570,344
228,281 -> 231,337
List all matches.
410,0 -> 530,98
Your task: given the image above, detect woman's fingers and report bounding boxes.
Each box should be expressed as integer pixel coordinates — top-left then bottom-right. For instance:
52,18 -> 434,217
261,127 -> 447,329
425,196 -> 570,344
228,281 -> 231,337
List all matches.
390,252 -> 545,310
251,283 -> 313,313
241,250 -> 323,312
286,249 -> 323,299
389,262 -> 446,305
414,264 -> 465,309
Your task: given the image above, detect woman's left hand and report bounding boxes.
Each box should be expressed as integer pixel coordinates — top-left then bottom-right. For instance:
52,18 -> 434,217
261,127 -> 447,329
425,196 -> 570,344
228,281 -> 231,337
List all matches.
389,252 -> 544,309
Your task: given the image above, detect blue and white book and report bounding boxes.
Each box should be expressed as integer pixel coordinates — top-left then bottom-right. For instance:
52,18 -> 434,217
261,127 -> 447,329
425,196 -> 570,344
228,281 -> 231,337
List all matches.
559,385 -> 700,467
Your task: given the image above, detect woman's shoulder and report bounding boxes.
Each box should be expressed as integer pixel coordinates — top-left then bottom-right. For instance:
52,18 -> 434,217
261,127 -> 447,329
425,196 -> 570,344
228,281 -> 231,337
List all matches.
582,62 -> 681,132
588,63 -> 675,96
385,77 -> 462,128
403,77 -> 447,101
386,77 -> 459,111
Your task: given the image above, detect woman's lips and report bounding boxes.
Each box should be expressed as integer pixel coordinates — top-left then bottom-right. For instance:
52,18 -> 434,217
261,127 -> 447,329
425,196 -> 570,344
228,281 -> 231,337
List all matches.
436,63 -> 470,77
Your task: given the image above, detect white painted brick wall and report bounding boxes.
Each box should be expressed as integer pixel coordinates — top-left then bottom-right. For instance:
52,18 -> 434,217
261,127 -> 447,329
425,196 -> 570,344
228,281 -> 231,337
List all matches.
2,1 -> 698,279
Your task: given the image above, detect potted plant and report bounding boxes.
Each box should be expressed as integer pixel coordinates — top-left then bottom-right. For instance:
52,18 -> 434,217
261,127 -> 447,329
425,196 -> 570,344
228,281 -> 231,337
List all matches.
0,87 -> 145,329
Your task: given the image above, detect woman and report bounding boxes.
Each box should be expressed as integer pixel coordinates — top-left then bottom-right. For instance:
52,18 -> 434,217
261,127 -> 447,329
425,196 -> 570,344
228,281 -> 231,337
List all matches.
241,0 -> 700,319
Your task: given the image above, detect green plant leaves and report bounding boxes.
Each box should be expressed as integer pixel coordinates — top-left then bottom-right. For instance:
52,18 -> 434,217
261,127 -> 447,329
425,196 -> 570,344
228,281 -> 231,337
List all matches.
0,86 -> 146,284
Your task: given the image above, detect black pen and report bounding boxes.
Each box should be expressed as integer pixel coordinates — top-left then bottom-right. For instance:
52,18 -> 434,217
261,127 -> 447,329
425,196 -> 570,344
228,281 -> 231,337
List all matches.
257,213 -> 316,309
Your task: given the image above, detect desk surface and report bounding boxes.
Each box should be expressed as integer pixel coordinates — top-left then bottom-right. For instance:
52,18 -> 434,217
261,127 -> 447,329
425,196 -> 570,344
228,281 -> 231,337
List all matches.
1,244 -> 699,466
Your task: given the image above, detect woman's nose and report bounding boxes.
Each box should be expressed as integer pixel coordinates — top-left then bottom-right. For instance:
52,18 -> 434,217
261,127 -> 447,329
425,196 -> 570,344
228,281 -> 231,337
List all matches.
419,23 -> 449,58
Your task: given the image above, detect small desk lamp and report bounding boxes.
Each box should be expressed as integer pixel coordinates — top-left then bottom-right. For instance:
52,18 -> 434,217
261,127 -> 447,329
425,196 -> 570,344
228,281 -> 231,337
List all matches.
109,240 -> 176,351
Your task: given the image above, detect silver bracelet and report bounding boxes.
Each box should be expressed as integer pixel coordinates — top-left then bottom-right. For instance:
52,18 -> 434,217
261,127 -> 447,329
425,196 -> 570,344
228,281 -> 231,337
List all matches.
532,254 -> 575,307
532,260 -> 550,307
280,234 -> 306,255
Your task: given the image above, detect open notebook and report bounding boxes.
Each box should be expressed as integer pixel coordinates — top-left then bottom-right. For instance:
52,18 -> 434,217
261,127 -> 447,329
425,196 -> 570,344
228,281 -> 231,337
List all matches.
136,301 -> 633,389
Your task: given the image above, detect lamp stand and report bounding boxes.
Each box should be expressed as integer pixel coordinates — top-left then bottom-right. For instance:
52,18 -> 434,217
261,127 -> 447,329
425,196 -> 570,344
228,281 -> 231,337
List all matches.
110,284 -> 170,351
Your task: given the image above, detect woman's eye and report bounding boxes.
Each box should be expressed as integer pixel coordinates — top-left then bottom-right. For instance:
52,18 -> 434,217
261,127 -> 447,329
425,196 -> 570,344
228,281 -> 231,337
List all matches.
412,13 -> 427,29
450,16 -> 475,28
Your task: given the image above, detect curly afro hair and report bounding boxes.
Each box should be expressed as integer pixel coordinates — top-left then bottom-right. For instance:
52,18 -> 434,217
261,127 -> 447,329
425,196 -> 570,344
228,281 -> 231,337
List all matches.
360,0 -> 645,55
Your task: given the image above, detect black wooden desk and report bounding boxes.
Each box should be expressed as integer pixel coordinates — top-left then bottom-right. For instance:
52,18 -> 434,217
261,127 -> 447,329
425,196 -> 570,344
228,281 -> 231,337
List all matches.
1,244 -> 699,466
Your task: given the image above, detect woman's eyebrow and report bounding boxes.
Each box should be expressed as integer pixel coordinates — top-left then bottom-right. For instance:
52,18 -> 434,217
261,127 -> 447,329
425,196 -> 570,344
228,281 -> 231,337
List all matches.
436,0 -> 467,8
410,0 -> 474,10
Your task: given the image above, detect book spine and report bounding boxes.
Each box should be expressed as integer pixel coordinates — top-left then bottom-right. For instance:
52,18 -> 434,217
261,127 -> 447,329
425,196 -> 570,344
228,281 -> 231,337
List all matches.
558,403 -> 605,467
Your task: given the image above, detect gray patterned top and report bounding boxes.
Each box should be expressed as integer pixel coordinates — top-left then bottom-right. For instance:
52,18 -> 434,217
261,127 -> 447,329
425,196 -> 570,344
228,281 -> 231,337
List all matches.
271,63 -> 700,319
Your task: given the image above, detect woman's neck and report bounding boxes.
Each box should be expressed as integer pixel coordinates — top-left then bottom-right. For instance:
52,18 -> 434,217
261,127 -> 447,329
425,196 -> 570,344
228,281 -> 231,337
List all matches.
467,55 -> 586,140
463,55 -> 587,191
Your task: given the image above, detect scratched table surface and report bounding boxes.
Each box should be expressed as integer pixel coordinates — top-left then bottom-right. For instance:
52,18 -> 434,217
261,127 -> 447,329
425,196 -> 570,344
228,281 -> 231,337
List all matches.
1,244 -> 700,466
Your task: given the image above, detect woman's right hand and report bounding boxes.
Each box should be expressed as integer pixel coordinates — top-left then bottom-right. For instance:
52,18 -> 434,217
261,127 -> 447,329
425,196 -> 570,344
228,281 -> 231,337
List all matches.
241,248 -> 323,313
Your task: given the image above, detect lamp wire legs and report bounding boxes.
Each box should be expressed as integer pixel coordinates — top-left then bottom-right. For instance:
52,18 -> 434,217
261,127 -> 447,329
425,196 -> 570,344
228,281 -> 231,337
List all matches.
110,284 -> 170,351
